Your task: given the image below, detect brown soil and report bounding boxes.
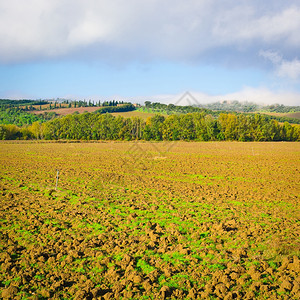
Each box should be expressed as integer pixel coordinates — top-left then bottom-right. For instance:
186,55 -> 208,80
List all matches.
0,141 -> 299,299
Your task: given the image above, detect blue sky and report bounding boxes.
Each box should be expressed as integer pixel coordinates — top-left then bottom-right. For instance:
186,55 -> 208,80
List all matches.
0,0 -> 300,105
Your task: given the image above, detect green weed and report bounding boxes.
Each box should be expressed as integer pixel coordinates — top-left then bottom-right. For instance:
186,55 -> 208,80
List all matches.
136,259 -> 155,274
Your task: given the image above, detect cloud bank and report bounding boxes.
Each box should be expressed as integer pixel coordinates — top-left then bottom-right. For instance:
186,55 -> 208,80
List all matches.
61,87 -> 300,107
166,88 -> 300,106
0,0 -> 299,66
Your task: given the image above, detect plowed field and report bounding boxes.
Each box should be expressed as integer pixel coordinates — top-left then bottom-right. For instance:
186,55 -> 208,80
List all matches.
0,141 -> 299,299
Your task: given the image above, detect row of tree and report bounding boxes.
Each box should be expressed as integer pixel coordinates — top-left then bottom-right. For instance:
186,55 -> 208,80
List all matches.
0,99 -> 130,112
94,103 -> 135,114
0,112 -> 299,141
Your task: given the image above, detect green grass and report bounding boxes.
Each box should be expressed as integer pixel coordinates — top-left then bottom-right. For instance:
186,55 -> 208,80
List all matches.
136,259 -> 156,274
208,263 -> 226,271
88,222 -> 106,233
161,252 -> 190,266
159,273 -> 193,291
113,254 -> 124,261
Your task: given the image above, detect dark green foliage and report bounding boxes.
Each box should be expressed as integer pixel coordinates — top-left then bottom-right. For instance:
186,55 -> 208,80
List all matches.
94,103 -> 135,114
0,99 -> 49,107
0,108 -> 56,126
204,100 -> 259,112
258,113 -> 300,124
143,101 -> 215,116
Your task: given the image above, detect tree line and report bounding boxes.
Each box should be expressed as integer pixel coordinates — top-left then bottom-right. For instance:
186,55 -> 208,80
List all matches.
0,99 -> 130,111
0,112 -> 299,141
143,101 -> 300,124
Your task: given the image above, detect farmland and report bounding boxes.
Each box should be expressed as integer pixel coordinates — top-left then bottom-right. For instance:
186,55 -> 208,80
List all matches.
33,106 -> 102,116
259,112 -> 300,120
0,141 -> 299,299
110,110 -> 162,120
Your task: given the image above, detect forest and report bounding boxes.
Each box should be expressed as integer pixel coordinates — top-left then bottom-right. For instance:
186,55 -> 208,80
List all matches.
0,111 -> 299,141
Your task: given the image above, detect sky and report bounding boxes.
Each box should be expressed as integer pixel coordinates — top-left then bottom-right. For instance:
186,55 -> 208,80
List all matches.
0,0 -> 300,105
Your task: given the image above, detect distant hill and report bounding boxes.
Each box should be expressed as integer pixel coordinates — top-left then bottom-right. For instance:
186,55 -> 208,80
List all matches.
199,101 -> 300,114
1,98 -> 300,126
142,101 -> 300,124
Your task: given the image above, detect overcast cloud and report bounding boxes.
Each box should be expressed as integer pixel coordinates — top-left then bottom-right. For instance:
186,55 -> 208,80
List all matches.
0,0 -> 299,104
1,0 -> 300,64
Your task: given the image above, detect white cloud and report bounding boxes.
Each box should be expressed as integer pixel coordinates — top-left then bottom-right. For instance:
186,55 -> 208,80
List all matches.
260,50 -> 300,80
71,87 -> 300,106
4,86 -> 300,106
166,88 -> 300,106
215,87 -> 300,106
0,0 -> 300,64
277,59 -> 300,80
213,6 -> 300,47
259,50 -> 282,64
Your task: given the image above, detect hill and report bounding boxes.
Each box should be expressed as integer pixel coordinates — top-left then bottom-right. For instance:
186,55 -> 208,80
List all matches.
1,98 -> 300,129
33,106 -> 102,116
111,110 -> 164,120
259,111 -> 300,120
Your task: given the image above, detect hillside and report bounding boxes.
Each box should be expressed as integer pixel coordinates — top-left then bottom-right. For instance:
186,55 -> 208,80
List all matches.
32,106 -> 158,120
110,110 -> 165,120
33,106 -> 102,116
259,111 -> 300,120
1,99 -> 300,130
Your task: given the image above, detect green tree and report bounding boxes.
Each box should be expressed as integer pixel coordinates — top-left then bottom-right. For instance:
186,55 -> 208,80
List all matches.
145,115 -> 165,140
145,101 -> 151,107
218,113 -> 239,140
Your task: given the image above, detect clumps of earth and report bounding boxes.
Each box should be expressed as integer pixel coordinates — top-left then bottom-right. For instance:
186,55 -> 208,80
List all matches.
0,141 -> 299,299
